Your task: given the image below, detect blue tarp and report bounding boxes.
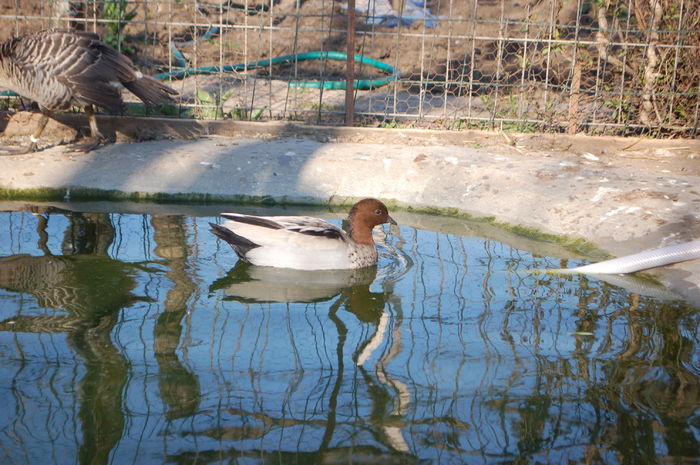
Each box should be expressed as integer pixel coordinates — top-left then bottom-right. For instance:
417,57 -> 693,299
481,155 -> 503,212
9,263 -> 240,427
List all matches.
348,0 -> 443,28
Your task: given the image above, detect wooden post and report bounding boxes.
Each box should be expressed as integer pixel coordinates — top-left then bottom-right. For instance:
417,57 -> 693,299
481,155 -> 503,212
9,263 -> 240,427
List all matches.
345,0 -> 356,126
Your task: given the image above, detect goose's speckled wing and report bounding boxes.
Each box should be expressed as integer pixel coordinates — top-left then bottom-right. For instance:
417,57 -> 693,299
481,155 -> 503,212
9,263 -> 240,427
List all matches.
0,29 -> 177,111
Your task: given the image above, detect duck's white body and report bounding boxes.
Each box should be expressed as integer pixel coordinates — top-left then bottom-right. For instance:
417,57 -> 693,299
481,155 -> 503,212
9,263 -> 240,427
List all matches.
215,214 -> 376,270
209,199 -> 396,271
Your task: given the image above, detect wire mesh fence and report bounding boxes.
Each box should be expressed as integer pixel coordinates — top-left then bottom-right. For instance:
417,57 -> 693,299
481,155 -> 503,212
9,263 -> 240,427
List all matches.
1,0 -> 698,137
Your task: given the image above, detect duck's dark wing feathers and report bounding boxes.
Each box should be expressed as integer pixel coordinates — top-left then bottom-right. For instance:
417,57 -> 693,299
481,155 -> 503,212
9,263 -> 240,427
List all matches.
219,214 -> 346,241
285,225 -> 343,239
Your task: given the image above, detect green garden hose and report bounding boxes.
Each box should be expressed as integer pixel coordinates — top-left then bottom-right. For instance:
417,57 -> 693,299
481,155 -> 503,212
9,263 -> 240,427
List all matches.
155,50 -> 399,90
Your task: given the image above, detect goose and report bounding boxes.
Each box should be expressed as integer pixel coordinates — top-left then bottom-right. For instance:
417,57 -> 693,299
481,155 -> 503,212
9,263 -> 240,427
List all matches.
210,198 -> 397,270
0,28 -> 177,153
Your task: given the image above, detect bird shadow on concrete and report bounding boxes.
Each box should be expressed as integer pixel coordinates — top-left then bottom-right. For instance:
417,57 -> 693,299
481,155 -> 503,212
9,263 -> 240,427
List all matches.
1,110 -> 204,147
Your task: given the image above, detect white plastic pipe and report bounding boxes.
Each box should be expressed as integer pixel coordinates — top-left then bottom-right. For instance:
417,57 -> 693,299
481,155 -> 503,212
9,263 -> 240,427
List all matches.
568,240 -> 700,274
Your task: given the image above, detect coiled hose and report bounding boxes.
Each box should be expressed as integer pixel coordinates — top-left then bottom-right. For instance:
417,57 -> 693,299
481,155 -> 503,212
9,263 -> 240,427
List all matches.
157,52 -> 399,90
161,26 -> 399,89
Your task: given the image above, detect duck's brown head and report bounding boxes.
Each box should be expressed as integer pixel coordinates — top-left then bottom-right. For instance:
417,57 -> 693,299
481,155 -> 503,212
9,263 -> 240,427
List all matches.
347,198 -> 397,244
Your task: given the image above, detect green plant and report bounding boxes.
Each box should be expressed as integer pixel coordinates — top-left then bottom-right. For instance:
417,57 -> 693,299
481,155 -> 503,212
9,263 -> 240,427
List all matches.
195,88 -> 237,119
0,94 -> 23,111
542,28 -> 564,56
300,101 -> 339,112
230,106 -> 267,121
196,88 -> 265,120
479,94 -> 492,108
603,96 -> 632,123
229,107 -> 245,120
504,94 -> 519,117
449,119 -> 467,130
224,40 -> 242,51
102,0 -> 137,53
500,121 -> 538,133
157,104 -> 178,117
124,102 -> 147,116
123,102 -> 178,117
250,107 -> 265,120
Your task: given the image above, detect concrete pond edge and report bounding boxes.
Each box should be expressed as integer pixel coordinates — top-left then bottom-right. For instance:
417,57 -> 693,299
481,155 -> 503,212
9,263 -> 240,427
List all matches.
0,184 -> 600,254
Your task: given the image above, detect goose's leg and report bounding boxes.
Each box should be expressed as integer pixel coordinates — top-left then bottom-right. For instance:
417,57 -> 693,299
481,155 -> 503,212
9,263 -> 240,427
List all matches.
67,105 -> 108,153
0,107 -> 51,155
28,108 -> 51,152
86,105 -> 104,140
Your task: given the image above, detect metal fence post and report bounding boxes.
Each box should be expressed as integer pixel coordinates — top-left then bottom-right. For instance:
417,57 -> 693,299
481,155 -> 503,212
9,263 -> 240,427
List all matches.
345,0 -> 356,126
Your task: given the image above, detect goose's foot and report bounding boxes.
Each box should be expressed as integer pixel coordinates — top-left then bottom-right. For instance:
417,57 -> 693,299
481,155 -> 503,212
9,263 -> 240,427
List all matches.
0,140 -> 41,155
65,135 -> 110,153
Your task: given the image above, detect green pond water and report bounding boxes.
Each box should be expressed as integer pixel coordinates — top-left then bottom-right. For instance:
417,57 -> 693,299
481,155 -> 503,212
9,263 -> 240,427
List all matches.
0,201 -> 699,465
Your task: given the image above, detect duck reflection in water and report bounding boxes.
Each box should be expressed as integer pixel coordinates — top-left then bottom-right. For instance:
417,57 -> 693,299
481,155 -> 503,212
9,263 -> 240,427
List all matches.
210,261 -> 378,305
208,261 -> 414,451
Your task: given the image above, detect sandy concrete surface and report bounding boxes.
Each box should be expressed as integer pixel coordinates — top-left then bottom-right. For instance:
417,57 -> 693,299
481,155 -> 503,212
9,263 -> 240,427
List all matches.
1,118 -> 699,303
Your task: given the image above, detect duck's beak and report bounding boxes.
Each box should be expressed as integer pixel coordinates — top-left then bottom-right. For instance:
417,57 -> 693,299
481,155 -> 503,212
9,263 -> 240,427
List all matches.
387,215 -> 397,225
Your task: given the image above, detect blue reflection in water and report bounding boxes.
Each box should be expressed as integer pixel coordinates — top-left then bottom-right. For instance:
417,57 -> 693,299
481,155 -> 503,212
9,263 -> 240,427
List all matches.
0,205 -> 698,465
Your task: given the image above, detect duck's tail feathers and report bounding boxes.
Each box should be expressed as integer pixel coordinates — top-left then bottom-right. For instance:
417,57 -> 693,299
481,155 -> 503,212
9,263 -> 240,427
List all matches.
209,223 -> 259,261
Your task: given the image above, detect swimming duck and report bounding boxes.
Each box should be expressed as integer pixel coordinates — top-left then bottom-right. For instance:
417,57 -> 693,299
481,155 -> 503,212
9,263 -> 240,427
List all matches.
209,198 -> 397,270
